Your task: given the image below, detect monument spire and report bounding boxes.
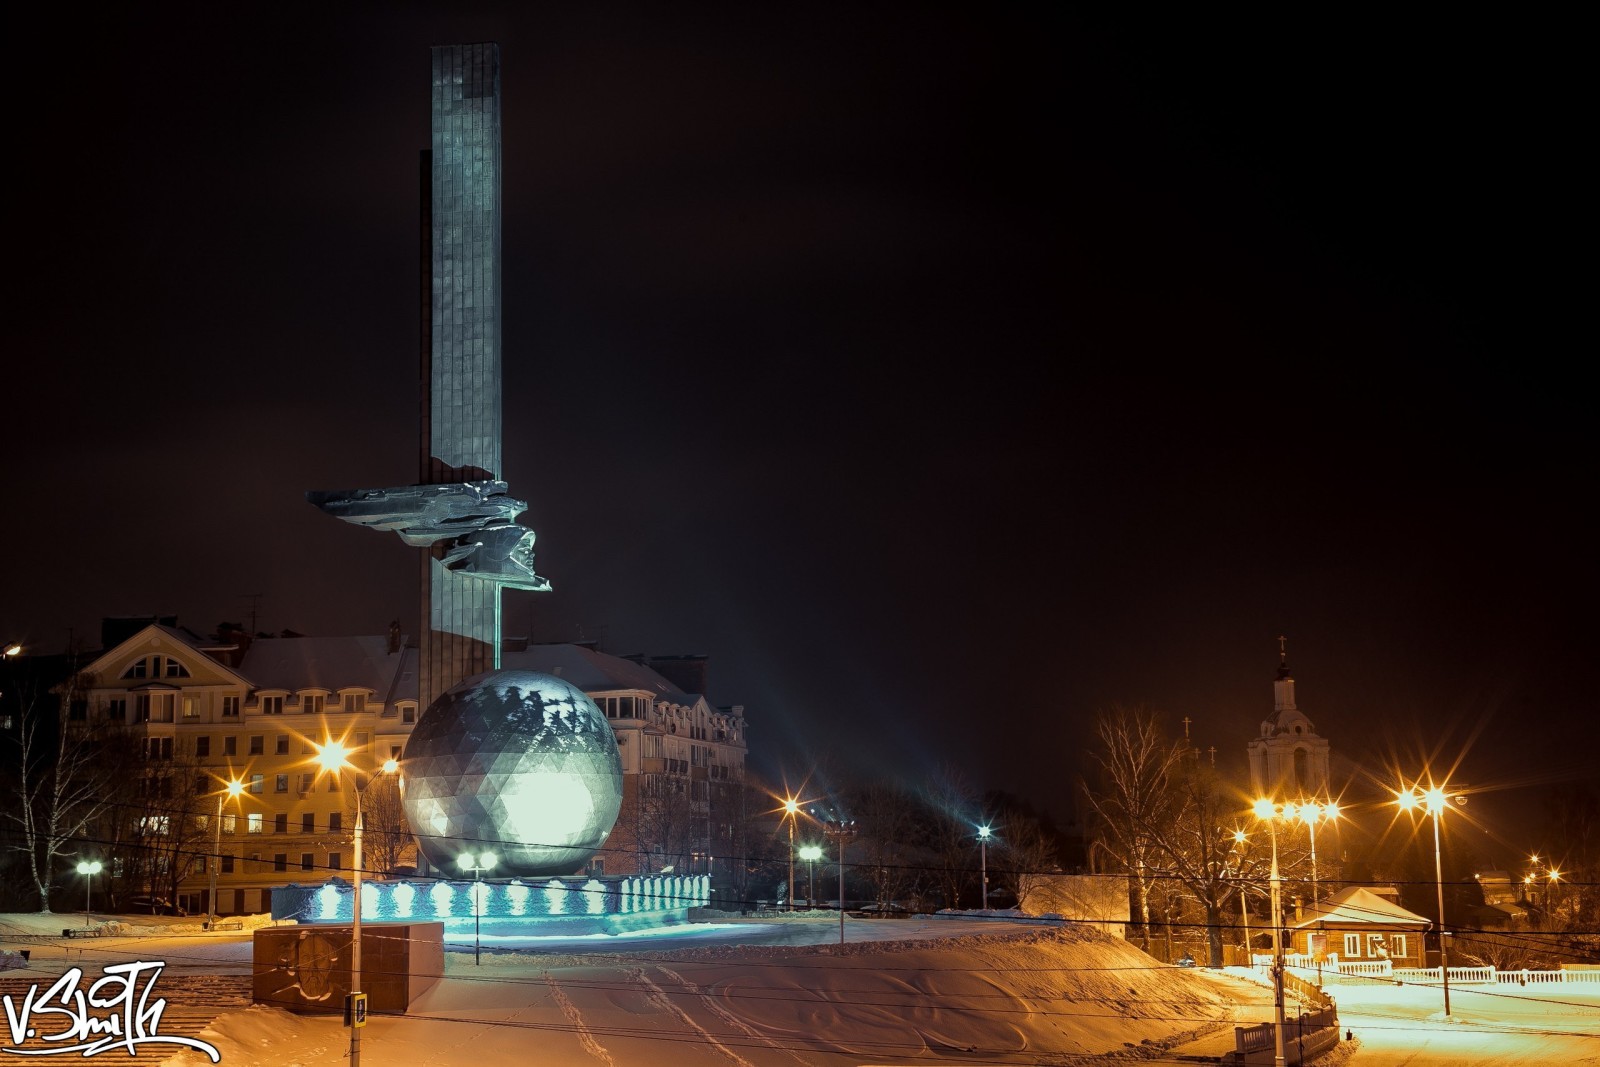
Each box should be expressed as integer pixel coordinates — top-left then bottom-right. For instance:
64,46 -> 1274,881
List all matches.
308,42 -> 549,714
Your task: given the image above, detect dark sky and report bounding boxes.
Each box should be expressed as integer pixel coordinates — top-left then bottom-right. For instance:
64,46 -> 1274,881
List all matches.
5,6 -> 1592,861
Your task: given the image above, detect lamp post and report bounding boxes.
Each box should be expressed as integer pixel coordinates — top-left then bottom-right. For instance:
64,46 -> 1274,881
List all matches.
782,797 -> 800,911
313,741 -> 398,1067
1252,799 -> 1289,1067
976,824 -> 992,910
208,778 -> 245,929
824,819 -> 856,945
458,851 -> 498,965
799,845 -> 821,907
1399,782 -> 1458,1018
76,860 -> 102,927
1291,800 -> 1338,904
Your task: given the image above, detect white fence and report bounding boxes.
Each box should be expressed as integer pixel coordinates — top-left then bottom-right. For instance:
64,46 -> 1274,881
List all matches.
1260,955 -> 1600,987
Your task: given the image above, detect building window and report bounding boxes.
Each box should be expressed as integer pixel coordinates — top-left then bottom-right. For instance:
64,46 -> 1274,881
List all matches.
304,694 -> 325,715
249,736 -> 264,756
329,853 -> 341,870
327,776 -> 339,792
183,696 -> 199,719
104,698 -> 127,721
261,696 -> 284,715
124,658 -> 148,679
275,774 -> 289,793
136,693 -> 175,722
247,813 -> 263,834
224,736 -> 238,756
222,696 -> 240,718
1391,935 -> 1407,959
195,736 -> 211,758
355,732 -> 368,748
221,854 -> 234,874
144,737 -> 174,761
344,693 -> 367,714
274,813 -> 288,834
302,813 -> 315,833
163,657 -> 190,678
301,853 -> 315,871
328,813 -> 342,833
249,774 -> 264,794
1367,935 -> 1389,958
401,705 -> 415,724
390,745 -> 402,759
274,854 -> 287,872
137,815 -> 170,836
300,773 -> 314,794
275,735 -> 289,755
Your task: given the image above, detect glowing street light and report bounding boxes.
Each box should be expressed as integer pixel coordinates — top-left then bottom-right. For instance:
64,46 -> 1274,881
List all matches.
1252,798 -> 1290,1067
76,860 -> 102,928
1398,781 -> 1460,1019
2,642 -> 21,658
799,844 -> 822,906
312,739 -> 398,1067
458,851 -> 498,965
207,778 -> 246,929
1287,799 -> 1338,903
781,796 -> 801,911
977,824 -> 992,910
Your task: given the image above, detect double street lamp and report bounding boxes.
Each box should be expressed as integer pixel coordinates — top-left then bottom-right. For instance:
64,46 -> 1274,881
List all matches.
1398,780 -> 1461,1019
76,860 -> 102,928
781,796 -> 802,910
313,739 -> 399,1067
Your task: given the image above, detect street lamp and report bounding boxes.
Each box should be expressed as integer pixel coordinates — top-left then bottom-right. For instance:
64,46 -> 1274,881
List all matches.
312,740 -> 398,1067
1231,830 -> 1253,959
977,824 -> 992,910
823,819 -> 857,945
781,797 -> 801,911
207,778 -> 246,929
1398,781 -> 1459,1019
1252,798 -> 1290,1067
458,851 -> 498,965
1287,800 -> 1338,903
799,845 -> 821,906
76,860 -> 102,927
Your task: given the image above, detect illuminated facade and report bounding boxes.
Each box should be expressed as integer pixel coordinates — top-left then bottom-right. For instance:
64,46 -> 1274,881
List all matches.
1246,643 -> 1331,798
75,624 -> 746,916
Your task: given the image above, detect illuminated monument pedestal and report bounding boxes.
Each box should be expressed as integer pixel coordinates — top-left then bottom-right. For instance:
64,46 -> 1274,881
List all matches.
273,873 -> 711,937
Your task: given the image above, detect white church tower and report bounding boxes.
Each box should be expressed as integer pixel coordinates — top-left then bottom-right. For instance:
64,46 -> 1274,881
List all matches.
1247,637 -> 1331,799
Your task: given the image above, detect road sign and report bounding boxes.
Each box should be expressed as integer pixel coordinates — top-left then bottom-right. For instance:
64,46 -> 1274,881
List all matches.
345,992 -> 368,1028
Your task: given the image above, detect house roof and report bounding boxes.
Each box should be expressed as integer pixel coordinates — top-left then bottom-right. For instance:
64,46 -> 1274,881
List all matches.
1293,886 -> 1432,930
238,636 -> 414,700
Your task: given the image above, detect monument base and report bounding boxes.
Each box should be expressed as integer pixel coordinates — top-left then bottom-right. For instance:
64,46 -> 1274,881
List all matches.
253,921 -> 443,1014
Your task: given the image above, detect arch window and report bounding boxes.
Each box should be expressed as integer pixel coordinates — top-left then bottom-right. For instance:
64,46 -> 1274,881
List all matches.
121,655 -> 191,680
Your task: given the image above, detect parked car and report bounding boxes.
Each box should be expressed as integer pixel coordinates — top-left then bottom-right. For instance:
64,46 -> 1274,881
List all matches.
124,895 -> 186,916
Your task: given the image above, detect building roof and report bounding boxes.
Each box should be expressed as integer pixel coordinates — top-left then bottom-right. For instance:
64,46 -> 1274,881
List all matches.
1292,886 -> 1432,930
238,635 -> 414,701
501,643 -> 699,705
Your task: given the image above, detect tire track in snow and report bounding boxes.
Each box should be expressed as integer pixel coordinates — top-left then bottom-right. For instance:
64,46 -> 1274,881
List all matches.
543,974 -> 617,1066
632,966 -> 759,1067
654,964 -> 818,1067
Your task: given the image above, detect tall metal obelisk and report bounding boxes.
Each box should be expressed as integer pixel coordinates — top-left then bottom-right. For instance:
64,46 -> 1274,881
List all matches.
310,43 -> 548,713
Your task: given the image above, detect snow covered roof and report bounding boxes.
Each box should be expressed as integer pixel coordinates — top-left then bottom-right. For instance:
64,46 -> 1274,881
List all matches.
1292,886 -> 1432,930
238,635 -> 414,700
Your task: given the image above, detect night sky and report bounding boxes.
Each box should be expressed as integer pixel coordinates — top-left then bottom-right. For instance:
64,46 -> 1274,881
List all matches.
6,7 -> 1592,861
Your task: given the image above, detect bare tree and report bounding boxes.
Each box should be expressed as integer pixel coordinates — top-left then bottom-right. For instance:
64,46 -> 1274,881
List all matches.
2,670 -> 132,912
850,782 -> 921,906
925,764 -> 981,909
994,810 -> 1060,911
1080,704 -> 1186,947
359,772 -> 413,876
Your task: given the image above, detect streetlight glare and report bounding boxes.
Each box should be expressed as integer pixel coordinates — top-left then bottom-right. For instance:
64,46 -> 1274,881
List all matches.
3,642 -> 22,657
380,757 -> 399,775
977,824 -> 992,840
76,860 -> 102,875
314,739 -> 353,774
1424,787 -> 1448,814
224,778 -> 246,798
1252,798 -> 1275,820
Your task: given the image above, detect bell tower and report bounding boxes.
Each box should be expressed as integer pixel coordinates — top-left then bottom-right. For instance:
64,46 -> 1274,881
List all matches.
1247,637 -> 1331,798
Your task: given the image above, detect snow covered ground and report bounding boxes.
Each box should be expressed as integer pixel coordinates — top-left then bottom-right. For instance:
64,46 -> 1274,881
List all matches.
4,912 -> 1595,1066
